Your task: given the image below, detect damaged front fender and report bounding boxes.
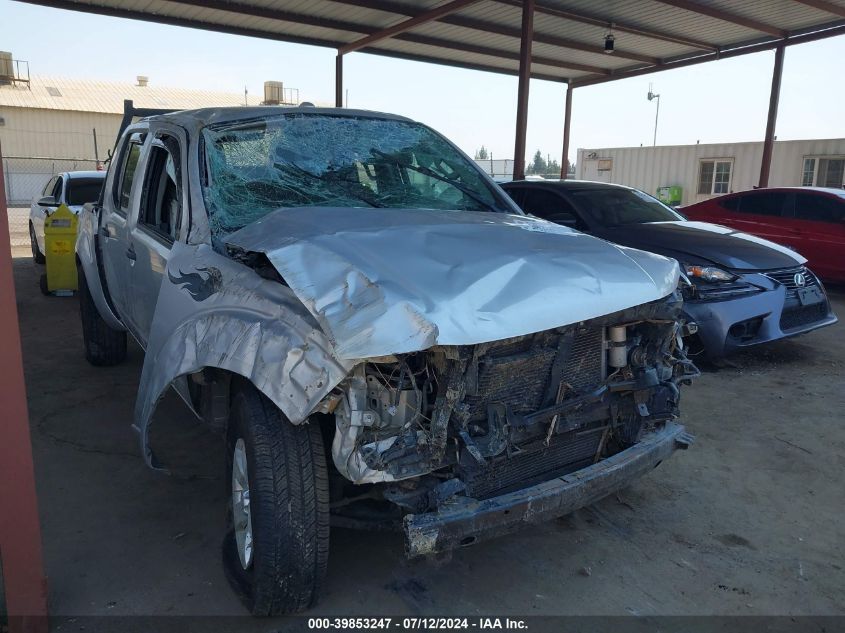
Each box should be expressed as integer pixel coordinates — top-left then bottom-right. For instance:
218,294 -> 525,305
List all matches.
133,242 -> 355,468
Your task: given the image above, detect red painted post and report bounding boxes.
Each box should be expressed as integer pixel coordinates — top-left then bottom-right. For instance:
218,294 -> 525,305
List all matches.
512,0 -> 534,181
0,144 -> 49,633
335,54 -> 343,108
759,43 -> 785,188
560,85 -> 573,179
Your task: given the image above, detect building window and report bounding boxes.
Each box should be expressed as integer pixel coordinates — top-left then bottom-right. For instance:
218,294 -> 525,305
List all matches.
818,158 -> 845,187
597,159 -> 612,172
698,159 -> 732,195
802,158 -> 815,186
801,156 -> 845,187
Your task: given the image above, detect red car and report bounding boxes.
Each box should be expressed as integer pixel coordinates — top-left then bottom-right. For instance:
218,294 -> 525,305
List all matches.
683,187 -> 845,283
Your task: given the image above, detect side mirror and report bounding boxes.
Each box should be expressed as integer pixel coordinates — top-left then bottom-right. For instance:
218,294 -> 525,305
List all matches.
38,196 -> 59,208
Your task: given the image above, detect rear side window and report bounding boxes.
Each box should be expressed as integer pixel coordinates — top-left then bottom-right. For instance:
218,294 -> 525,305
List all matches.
719,196 -> 742,211
42,176 -> 58,197
118,145 -> 142,210
51,176 -> 64,201
112,135 -> 144,213
736,191 -> 786,217
503,186 -> 524,206
521,188 -> 582,228
66,178 -> 104,206
793,193 -> 845,223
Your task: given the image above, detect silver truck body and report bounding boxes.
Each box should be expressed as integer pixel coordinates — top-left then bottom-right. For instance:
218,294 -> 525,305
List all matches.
77,106 -> 682,470
77,108 -> 696,571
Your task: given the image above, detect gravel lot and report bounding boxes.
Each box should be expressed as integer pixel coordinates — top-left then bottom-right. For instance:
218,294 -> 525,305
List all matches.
10,256 -> 845,628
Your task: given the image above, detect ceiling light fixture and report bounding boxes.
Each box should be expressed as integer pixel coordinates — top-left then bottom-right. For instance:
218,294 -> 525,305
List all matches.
604,24 -> 615,54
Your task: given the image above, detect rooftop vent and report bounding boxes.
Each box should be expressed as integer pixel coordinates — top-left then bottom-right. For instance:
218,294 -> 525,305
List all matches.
136,75 -> 149,87
0,52 -> 30,88
263,80 -> 284,105
0,52 -> 13,81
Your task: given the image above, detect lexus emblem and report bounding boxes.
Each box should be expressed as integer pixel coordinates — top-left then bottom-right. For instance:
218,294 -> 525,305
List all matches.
794,272 -> 806,288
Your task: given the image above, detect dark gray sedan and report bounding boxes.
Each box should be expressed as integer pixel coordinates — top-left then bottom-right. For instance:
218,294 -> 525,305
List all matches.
502,180 -> 837,358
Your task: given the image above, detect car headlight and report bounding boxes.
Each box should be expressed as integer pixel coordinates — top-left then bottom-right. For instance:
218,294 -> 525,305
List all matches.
684,265 -> 737,283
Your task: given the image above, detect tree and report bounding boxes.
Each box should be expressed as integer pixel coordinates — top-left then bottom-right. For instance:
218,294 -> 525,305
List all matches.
474,145 -> 489,160
528,150 -> 546,175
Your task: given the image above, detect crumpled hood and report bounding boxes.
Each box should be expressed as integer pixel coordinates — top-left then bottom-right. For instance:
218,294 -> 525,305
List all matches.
226,207 -> 680,359
592,221 -> 804,271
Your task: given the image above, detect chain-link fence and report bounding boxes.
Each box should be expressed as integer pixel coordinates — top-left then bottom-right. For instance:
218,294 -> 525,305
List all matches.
474,158 -> 514,180
3,156 -> 100,253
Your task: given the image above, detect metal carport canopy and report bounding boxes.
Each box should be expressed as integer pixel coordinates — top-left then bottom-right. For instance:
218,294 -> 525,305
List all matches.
13,0 -> 845,176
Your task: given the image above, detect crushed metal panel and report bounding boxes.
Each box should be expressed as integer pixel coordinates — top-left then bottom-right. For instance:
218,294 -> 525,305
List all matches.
133,241 -> 355,468
226,206 -> 680,359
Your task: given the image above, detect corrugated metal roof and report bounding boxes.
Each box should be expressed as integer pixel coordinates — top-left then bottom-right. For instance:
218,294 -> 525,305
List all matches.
14,0 -> 845,85
0,74 -> 252,114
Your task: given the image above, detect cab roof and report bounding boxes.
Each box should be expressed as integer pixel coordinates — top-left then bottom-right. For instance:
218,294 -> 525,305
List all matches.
140,105 -> 415,129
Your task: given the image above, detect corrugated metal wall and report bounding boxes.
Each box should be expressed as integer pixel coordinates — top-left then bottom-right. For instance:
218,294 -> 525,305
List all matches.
0,107 -> 121,159
576,138 -> 845,205
1,107 -> 122,206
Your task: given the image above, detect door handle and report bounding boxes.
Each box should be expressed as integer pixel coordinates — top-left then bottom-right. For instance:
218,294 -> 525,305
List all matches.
126,244 -> 136,261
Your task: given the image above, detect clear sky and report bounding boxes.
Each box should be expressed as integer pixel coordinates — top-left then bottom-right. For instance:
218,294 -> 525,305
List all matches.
2,0 -> 844,164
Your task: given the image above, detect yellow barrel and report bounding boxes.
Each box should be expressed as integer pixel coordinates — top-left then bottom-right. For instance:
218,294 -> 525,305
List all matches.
43,203 -> 79,295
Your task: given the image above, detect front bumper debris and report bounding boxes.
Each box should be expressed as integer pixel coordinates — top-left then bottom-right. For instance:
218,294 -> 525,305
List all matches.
403,422 -> 693,557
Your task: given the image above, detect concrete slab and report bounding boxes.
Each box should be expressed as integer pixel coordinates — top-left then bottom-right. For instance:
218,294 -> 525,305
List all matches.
12,258 -> 845,623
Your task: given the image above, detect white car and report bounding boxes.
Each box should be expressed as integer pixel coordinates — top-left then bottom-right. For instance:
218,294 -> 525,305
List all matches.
29,170 -> 105,263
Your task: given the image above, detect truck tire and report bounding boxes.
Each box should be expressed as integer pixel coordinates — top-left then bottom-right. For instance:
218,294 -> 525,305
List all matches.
30,223 -> 46,264
223,383 -> 330,615
78,265 -> 127,366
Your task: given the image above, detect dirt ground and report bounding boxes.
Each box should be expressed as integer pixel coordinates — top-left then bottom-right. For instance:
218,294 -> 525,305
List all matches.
10,257 -> 845,625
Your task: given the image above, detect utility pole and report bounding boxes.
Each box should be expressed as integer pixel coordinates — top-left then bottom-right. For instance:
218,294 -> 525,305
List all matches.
648,83 -> 661,147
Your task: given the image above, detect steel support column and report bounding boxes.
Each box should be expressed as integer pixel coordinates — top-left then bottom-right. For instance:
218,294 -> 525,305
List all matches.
335,54 -> 343,107
759,43 -> 785,188
0,143 -> 49,633
512,0 -> 534,181
560,85 -> 573,179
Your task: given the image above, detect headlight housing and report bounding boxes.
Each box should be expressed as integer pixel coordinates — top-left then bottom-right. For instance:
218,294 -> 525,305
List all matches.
684,265 -> 737,283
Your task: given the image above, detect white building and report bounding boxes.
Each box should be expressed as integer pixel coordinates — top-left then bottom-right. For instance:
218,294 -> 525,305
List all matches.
0,61 -> 301,204
576,138 -> 845,206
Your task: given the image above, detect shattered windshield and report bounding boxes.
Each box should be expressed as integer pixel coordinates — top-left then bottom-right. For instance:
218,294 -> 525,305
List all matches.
201,113 -> 510,236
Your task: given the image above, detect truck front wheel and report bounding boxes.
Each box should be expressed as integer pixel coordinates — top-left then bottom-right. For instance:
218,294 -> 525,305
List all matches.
223,383 -> 330,615
78,265 -> 127,366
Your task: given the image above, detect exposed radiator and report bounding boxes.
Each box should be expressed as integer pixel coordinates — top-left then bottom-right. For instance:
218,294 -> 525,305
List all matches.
459,428 -> 604,500
462,327 -> 605,423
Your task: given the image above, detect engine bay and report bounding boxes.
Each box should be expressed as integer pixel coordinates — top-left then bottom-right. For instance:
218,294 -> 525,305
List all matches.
317,292 -> 699,515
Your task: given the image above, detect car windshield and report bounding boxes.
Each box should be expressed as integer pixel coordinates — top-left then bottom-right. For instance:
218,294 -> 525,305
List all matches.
66,178 -> 104,205
201,113 -> 510,236
570,188 -> 683,227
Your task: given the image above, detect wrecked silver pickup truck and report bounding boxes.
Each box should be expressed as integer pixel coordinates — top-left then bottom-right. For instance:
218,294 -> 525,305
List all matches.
76,106 -> 697,615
